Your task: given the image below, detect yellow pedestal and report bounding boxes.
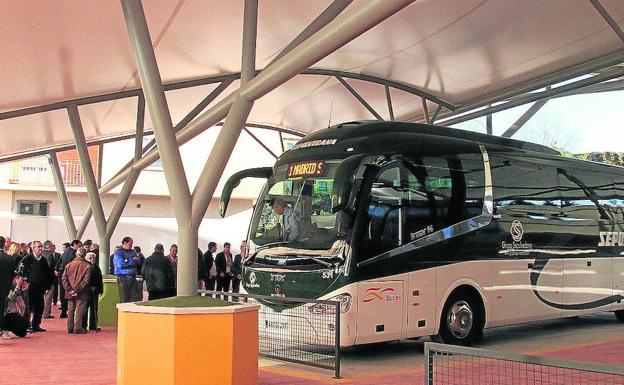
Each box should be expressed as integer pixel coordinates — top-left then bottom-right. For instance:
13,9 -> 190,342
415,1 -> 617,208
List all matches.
116,301 -> 259,385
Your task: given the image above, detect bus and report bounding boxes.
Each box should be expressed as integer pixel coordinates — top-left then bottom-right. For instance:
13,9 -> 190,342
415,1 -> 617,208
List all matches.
219,121 -> 624,346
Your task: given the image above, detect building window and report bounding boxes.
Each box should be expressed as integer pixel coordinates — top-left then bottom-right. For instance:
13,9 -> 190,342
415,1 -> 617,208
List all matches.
17,201 -> 49,217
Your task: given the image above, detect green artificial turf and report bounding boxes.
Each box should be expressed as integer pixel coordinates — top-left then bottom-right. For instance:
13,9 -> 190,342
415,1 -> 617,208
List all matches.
137,295 -> 235,308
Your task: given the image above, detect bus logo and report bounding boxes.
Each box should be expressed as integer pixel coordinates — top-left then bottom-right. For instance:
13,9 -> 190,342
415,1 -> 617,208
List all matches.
511,220 -> 524,242
247,271 -> 260,288
363,287 -> 401,303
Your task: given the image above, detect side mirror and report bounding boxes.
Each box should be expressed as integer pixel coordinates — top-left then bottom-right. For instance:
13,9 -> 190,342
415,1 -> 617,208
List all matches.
219,167 -> 272,217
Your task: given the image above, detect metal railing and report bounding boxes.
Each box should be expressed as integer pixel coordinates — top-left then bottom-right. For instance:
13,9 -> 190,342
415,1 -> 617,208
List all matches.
198,290 -> 341,378
425,342 -> 624,385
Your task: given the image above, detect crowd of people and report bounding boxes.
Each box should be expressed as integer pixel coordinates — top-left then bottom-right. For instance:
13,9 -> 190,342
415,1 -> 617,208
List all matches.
0,235 -> 245,339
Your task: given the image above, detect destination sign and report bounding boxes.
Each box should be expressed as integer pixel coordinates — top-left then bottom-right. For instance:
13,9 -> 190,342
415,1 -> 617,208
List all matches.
287,161 -> 325,178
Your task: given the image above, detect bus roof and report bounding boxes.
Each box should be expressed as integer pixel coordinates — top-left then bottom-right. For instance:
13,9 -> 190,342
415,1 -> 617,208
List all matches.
298,121 -> 560,156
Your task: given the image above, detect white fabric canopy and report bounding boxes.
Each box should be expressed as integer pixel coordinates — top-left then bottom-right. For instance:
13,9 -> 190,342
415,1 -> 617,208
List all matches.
2,0 -> 624,158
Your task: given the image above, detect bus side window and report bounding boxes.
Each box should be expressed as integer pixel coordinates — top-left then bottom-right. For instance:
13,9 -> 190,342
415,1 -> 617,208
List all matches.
613,176 -> 624,222
362,166 -> 401,257
491,156 -> 560,218
558,168 -> 611,221
458,155 -> 485,219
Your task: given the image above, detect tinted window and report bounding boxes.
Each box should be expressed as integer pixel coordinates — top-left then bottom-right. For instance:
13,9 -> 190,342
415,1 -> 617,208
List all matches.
558,168 -> 611,220
361,166 -> 402,257
491,156 -> 560,217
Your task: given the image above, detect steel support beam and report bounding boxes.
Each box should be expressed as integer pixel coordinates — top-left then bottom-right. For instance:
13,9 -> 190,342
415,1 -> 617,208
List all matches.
590,0 -> 624,44
76,208 -> 91,240
430,105 -> 443,124
104,0 -> 416,202
268,0 -> 353,65
336,76 -> 383,120
97,143 -> 104,188
244,127 -> 278,159
48,152 -> 77,240
139,79 -> 234,157
438,67 -> 624,127
501,98 -> 550,138
421,97 -> 430,125
191,0 -> 258,228
279,131 -> 285,152
486,105 -> 492,135
68,105 -> 109,272
430,49 -> 624,123
134,95 -> 145,160
122,0 -> 195,295
385,85 -> 395,121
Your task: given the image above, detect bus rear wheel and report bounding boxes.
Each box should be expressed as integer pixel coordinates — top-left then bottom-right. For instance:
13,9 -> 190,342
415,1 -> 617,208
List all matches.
615,310 -> 624,323
438,293 -> 483,346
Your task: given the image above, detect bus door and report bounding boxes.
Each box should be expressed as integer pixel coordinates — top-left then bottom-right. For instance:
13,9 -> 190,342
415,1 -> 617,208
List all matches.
353,164 -> 407,344
559,168 -> 614,315
491,157 -> 563,325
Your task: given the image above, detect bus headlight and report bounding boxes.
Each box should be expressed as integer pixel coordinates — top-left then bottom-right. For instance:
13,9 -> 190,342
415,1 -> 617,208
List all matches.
308,293 -> 352,314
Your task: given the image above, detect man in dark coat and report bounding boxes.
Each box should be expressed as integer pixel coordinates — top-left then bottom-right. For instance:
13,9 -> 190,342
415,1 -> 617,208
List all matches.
82,252 -> 103,332
231,241 -> 246,297
42,241 -> 62,319
197,247 -> 208,291
215,242 -> 233,297
0,236 -> 16,331
141,244 -> 175,300
203,242 -> 217,292
59,239 -> 82,318
18,240 -> 53,332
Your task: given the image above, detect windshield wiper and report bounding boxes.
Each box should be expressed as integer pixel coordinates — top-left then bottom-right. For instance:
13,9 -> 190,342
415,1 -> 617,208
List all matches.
255,241 -> 290,252
285,255 -> 333,268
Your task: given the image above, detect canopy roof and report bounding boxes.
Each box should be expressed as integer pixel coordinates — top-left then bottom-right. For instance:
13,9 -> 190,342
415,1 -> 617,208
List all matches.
2,0 -> 624,160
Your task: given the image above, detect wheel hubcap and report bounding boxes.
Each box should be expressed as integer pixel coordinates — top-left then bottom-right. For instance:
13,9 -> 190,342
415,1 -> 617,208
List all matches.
447,300 -> 473,339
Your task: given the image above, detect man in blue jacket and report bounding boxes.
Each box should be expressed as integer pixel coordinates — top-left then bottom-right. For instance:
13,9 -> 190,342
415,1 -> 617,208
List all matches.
113,237 -> 141,303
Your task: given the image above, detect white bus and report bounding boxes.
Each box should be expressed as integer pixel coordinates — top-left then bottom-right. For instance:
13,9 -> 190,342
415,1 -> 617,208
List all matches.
220,121 -> 624,346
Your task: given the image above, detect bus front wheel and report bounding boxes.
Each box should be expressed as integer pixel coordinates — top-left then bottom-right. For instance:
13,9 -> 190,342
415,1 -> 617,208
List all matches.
437,292 -> 483,346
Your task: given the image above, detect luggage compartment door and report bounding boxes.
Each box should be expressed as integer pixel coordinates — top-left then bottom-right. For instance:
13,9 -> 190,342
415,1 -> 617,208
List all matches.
355,280 -> 404,344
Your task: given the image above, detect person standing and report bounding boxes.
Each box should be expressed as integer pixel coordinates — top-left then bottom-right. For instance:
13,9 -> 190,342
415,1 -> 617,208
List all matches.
59,240 -> 82,318
50,243 -> 62,307
18,241 -> 53,332
0,236 -> 15,332
42,241 -> 61,319
133,246 -> 145,276
203,242 -> 217,292
142,244 -> 175,300
82,252 -> 103,332
215,242 -> 233,297
113,237 -> 141,303
231,241 -> 245,298
62,247 -> 92,334
197,247 -> 208,292
167,244 -> 178,290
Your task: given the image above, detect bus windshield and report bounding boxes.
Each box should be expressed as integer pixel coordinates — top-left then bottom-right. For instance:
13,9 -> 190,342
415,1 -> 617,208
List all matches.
249,159 -> 351,263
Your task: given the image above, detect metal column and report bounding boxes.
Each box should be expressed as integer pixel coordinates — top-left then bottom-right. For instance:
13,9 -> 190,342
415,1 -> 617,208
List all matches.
104,0 -> 416,196
48,152 -> 77,240
191,0 -> 258,226
122,0 -> 195,295
68,105 -> 109,272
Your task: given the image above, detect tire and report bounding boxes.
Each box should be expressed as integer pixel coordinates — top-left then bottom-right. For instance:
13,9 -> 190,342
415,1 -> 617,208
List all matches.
615,310 -> 624,323
437,292 -> 483,346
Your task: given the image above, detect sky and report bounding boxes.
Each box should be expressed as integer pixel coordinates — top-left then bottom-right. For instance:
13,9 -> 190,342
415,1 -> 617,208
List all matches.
452,91 -> 624,154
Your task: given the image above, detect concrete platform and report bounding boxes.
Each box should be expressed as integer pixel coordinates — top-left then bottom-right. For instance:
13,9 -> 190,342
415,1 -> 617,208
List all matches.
2,305 -> 624,385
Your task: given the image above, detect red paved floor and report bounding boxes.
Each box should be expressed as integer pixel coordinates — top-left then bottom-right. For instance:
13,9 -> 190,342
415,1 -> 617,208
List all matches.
2,305 -> 623,385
